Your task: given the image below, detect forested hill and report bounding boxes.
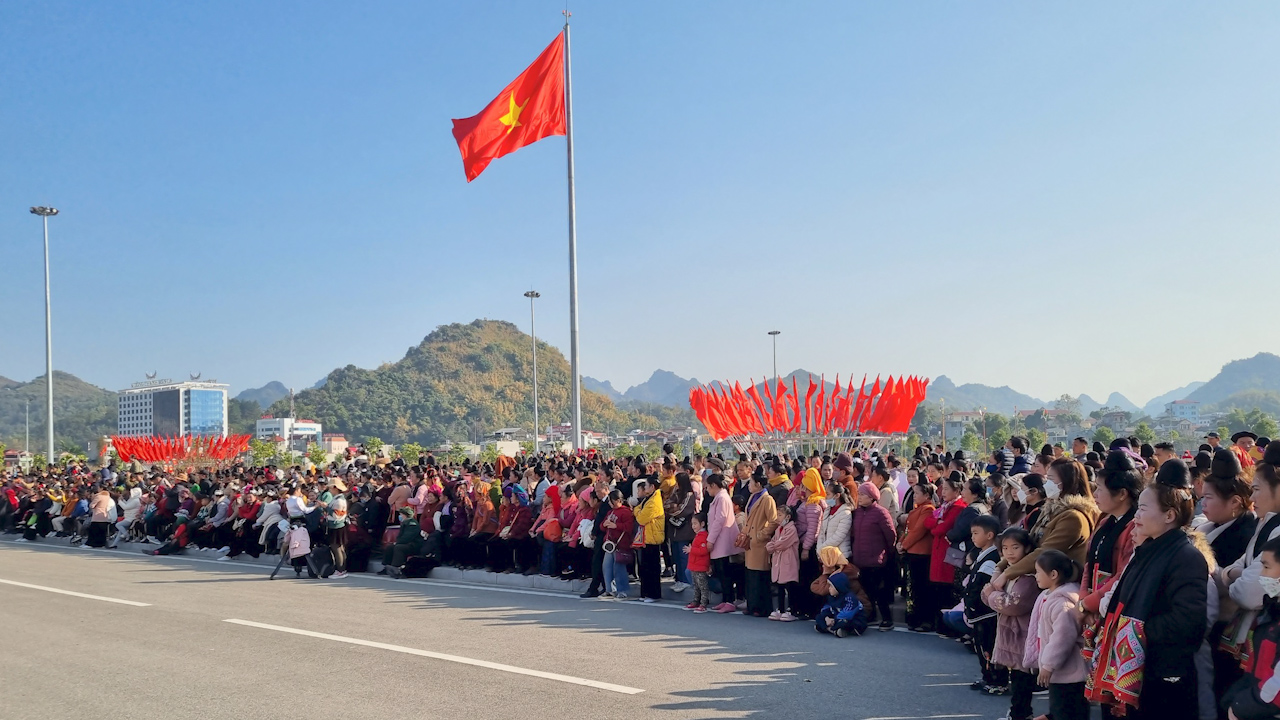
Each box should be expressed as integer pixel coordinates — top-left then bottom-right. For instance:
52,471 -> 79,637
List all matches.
0,371 -> 117,452
269,320 -> 699,446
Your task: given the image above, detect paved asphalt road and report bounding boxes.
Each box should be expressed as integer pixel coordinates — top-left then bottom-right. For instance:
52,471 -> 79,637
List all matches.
0,541 -> 1033,720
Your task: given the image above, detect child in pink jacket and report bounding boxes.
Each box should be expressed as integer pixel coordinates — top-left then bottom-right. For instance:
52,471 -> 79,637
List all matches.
1025,549 -> 1087,720
766,506 -> 800,622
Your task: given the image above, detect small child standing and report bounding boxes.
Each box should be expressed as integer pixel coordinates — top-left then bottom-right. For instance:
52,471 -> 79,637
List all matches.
685,513 -> 712,612
981,527 -> 1041,720
766,505 -> 800,621
962,515 -> 1005,694
1026,549 -> 1087,720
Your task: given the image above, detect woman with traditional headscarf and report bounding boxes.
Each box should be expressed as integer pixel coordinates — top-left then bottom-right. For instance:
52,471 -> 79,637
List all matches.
791,468 -> 826,619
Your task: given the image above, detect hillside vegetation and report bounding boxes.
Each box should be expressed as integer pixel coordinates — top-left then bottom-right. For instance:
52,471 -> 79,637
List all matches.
268,320 -> 698,446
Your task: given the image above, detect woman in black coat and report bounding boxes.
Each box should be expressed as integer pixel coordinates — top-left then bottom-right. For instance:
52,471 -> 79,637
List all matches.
1088,459 -> 1208,720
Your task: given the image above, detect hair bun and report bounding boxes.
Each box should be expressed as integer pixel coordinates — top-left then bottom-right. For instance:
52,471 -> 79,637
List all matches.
1211,448 -> 1243,480
1264,442 -> 1280,467
1194,451 -> 1213,472
1155,458 -> 1192,489
1103,450 -> 1135,474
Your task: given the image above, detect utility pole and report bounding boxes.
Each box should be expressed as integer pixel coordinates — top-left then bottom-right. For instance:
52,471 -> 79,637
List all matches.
768,330 -> 781,383
524,290 -> 541,453
31,206 -> 58,462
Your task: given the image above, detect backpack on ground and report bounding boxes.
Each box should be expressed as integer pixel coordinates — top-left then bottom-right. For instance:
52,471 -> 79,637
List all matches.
306,543 -> 335,578
402,554 -> 439,578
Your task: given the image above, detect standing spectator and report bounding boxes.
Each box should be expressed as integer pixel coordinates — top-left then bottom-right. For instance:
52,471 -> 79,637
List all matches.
852,482 -> 897,631
793,468 -> 825,619
1088,459 -> 1209,719
633,479 -> 666,603
982,527 -> 1040,720
902,483 -> 937,631
1026,550 -> 1087,720
924,473 -> 968,629
601,489 -> 635,600
685,513 -> 711,612
704,474 -> 743,613
666,473 -> 697,594
326,479 -> 350,579
742,474 -> 778,617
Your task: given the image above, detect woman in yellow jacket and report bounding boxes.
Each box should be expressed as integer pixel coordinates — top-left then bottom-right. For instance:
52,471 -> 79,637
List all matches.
634,479 -> 665,603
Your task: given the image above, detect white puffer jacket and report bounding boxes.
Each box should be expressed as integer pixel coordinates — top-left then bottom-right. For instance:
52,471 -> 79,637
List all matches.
814,502 -> 853,559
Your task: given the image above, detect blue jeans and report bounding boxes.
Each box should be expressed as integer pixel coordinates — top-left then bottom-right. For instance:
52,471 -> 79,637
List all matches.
671,540 -> 691,585
604,551 -> 630,596
539,537 -> 557,575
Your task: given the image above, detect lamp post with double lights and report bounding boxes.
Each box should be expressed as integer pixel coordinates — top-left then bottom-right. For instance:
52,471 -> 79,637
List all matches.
31,206 -> 58,462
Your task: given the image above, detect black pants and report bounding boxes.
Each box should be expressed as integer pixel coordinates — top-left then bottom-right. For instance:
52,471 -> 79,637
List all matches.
745,569 -> 772,615
860,565 -> 894,624
795,552 -> 821,617
1009,670 -> 1036,720
973,617 -> 1007,686
712,557 -> 739,604
1049,681 -> 1089,720
640,545 -> 662,599
383,543 -> 414,568
86,521 -> 110,548
773,581 -> 799,613
586,543 -> 606,594
931,580 -> 957,629
328,526 -> 348,573
1130,672 -> 1197,720
905,554 -> 934,628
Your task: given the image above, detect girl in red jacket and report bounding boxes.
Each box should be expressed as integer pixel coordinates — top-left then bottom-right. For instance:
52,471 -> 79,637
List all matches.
685,513 -> 712,612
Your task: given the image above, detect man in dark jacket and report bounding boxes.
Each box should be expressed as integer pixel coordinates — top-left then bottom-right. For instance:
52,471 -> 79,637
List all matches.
380,507 -> 423,576
1009,437 -> 1032,476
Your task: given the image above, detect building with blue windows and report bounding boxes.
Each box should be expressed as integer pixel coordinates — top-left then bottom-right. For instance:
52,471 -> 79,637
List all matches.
117,379 -> 229,437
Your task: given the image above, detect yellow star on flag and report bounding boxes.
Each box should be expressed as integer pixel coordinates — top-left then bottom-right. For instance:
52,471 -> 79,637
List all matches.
498,92 -> 527,134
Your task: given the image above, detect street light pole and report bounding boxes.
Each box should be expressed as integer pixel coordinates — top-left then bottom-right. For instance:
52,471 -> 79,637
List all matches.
31,206 -> 58,462
524,290 -> 541,454
768,330 -> 781,383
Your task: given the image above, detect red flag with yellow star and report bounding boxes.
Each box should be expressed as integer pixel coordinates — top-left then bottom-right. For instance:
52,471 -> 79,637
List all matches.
451,32 -> 566,182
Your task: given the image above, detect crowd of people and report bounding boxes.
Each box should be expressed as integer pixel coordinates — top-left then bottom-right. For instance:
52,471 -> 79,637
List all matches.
5,430 -> 1280,720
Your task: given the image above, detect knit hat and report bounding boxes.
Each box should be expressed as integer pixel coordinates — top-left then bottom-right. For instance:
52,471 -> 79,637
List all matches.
1155,458 -> 1192,489
1211,447 -> 1242,480
833,452 -> 856,473
858,481 -> 880,502
828,570 -> 849,595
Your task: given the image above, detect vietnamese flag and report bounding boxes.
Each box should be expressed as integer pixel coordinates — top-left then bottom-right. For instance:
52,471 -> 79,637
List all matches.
451,32 -> 566,182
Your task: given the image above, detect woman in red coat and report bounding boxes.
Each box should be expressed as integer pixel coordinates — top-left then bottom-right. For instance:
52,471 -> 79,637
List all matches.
922,473 -> 967,630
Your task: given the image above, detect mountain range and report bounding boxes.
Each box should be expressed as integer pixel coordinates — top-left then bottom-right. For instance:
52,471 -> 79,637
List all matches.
12,343 -> 1280,452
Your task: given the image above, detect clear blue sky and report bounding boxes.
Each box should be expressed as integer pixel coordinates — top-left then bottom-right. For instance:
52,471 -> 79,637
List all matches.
3,2 -> 1278,405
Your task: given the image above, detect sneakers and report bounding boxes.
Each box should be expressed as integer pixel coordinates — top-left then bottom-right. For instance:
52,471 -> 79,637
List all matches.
714,602 -> 736,613
878,620 -> 895,632
969,680 -> 985,691
13,537 -> 28,543
683,602 -> 700,610
598,592 -> 615,600
331,571 -> 348,579
670,581 -> 688,593
579,591 -> 601,599
614,593 -> 628,601
693,606 -> 707,614
981,685 -> 1009,696
768,610 -> 782,621
217,546 -> 230,554
642,597 -> 658,604
215,556 -> 229,562
778,612 -> 796,622
734,600 -> 747,611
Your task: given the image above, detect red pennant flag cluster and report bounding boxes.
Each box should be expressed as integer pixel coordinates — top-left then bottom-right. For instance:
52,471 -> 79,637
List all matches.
111,435 -> 252,464
688,375 -> 929,442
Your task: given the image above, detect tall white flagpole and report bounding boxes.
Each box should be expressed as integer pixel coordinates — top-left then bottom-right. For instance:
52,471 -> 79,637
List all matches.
563,11 -> 582,452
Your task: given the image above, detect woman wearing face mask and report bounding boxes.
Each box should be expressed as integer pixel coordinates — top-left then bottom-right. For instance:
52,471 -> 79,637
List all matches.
1217,445 -> 1280,702
792,468 -> 826,620
814,485 -> 853,560
1088,458 -> 1209,720
1221,535 -> 1280,720
1018,473 -> 1049,531
991,460 -> 1097,591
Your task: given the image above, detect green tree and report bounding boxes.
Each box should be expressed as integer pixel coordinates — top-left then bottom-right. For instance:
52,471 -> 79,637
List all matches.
1093,425 -> 1116,447
1256,413 -> 1280,440
961,430 -> 982,453
1053,394 -> 1082,416
905,433 -> 921,452
363,436 -> 385,459
399,442 -> 426,466
249,438 -> 275,467
306,443 -> 327,468
1134,422 -> 1157,446
479,445 -> 500,464
1026,427 -> 1047,452
0,442 -> 6,459
1218,426 -> 1231,442
31,453 -> 48,471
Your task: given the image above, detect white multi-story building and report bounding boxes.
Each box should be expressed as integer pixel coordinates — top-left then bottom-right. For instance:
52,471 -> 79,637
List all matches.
255,417 -> 323,452
117,378 -> 229,437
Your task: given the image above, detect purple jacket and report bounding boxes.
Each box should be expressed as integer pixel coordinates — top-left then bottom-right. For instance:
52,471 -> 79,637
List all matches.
705,490 -> 741,560
849,503 -> 896,569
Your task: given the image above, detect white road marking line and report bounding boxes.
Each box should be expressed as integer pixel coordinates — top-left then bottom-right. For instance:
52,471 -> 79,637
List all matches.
223,618 -> 643,694
863,715 -> 981,720
920,682 -> 972,687
0,578 -> 150,607
923,673 -> 957,677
